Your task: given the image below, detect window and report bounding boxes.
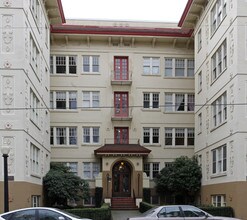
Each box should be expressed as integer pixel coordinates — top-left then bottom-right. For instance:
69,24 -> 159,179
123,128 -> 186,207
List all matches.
82,55 -> 99,73
144,162 -> 160,179
212,92 -> 227,128
212,195 -> 226,207
198,29 -> 202,51
82,91 -> 100,108
30,143 -> 40,176
64,162 -> 78,175
32,195 -> 40,207
165,128 -> 194,147
143,57 -> 160,75
164,58 -> 194,77
165,162 -> 174,168
50,91 -> 77,110
50,127 -> 77,146
165,93 -> 194,112
30,89 -> 40,126
114,56 -> 128,80
211,40 -> 227,81
143,128 -> 159,144
198,113 -> 202,133
212,144 -> 227,174
198,71 -> 202,92
50,55 -> 77,74
83,162 -> 100,179
211,0 -> 227,34
84,196 -> 95,206
30,0 -> 40,26
165,128 -> 172,145
83,127 -> 100,144
143,93 -> 159,109
30,35 -> 39,74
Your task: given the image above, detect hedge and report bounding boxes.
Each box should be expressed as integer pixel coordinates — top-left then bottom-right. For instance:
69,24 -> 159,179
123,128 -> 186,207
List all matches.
200,206 -> 235,217
139,202 -> 156,213
66,203 -> 111,220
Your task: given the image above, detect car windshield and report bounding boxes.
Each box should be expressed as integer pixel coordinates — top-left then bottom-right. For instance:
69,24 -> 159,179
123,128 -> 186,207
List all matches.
141,207 -> 158,217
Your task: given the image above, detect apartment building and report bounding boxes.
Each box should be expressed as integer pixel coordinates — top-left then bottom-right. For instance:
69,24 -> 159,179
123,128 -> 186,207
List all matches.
50,19 -> 195,207
0,0 -> 64,212
179,0 -> 247,218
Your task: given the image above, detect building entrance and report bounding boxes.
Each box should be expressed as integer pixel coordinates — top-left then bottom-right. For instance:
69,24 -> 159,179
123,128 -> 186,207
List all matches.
112,161 -> 131,197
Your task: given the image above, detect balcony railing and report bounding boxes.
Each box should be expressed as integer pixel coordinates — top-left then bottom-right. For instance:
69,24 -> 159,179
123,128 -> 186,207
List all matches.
111,71 -> 132,85
104,138 -> 140,145
111,107 -> 132,121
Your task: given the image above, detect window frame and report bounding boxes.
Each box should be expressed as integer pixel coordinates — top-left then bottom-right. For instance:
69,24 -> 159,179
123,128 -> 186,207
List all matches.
143,162 -> 160,179
143,92 -> 159,109
82,55 -> 99,73
212,92 -> 227,128
143,57 -> 160,75
82,127 -> 100,144
30,143 -> 40,176
50,91 -> 78,110
50,126 -> 78,146
164,58 -> 194,77
212,144 -> 227,175
143,127 -> 160,145
82,91 -> 100,108
83,162 -> 100,179
50,55 -> 77,75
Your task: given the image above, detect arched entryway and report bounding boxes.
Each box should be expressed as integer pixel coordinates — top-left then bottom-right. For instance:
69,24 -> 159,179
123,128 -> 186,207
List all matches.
112,161 -> 131,197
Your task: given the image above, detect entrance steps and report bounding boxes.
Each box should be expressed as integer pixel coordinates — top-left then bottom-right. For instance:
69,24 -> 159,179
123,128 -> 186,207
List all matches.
111,197 -> 138,210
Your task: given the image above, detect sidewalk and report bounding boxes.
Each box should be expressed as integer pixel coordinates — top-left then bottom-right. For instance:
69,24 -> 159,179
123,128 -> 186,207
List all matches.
111,210 -> 141,220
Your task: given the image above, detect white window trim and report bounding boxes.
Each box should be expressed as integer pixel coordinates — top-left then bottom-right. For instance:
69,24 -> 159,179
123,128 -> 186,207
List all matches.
82,127 -> 100,144
50,91 -> 78,110
164,127 -> 195,147
143,57 -> 160,75
82,55 -> 100,73
212,144 -> 227,175
143,92 -> 160,109
143,127 -> 160,145
83,162 -> 100,179
144,162 -> 160,179
50,55 -> 77,75
82,91 -> 100,109
50,126 -> 78,146
164,58 -> 194,77
212,195 -> 226,207
212,92 -> 227,128
30,143 -> 40,176
165,93 -> 195,112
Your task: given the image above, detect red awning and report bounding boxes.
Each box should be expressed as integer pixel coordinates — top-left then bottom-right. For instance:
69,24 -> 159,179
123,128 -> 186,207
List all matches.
94,144 -> 151,156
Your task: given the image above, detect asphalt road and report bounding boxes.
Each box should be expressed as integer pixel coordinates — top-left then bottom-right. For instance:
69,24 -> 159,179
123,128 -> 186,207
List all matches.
111,210 -> 141,220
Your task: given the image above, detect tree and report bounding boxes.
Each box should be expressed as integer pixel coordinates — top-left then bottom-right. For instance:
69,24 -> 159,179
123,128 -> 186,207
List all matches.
43,163 -> 89,207
155,156 -> 202,204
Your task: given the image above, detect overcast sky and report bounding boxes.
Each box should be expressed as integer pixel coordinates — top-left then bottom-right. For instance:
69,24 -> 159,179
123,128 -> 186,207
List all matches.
61,0 -> 188,22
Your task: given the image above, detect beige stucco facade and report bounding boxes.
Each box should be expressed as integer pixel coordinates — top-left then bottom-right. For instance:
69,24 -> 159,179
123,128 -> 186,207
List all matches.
2,0 -> 247,219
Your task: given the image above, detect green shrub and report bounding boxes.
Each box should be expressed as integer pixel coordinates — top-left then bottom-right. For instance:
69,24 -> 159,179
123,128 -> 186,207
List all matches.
139,202 -> 155,213
200,206 -> 235,217
66,203 -> 111,220
95,187 -> 103,208
143,188 -> 151,203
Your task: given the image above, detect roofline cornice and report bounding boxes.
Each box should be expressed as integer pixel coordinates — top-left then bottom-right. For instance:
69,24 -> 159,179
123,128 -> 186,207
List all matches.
178,0 -> 194,27
51,24 -> 194,38
57,0 -> 66,23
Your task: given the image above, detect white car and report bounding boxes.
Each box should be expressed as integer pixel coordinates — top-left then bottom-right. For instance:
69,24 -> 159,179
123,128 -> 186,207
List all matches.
0,207 -> 92,220
127,205 -> 241,220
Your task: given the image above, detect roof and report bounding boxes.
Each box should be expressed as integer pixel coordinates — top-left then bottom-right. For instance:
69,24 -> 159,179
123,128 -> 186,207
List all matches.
45,0 -> 66,24
94,144 -> 151,156
178,0 -> 207,28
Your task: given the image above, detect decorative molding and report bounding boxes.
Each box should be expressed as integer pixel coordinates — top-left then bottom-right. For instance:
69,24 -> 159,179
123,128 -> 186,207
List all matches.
2,15 -> 14,53
2,76 -> 14,115
25,139 -> 29,176
229,141 -> 234,176
206,151 -> 209,180
5,122 -> 12,129
205,16 -> 209,45
4,60 -> 11,68
3,0 -> 12,7
229,29 -> 234,65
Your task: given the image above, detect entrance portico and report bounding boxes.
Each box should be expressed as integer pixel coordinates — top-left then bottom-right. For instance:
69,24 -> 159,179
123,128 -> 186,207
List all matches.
94,144 -> 151,206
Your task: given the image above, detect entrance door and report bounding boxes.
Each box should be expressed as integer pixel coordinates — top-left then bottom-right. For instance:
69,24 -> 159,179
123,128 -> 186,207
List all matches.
112,161 -> 131,197
114,92 -> 128,117
114,127 -> 129,144
114,56 -> 128,80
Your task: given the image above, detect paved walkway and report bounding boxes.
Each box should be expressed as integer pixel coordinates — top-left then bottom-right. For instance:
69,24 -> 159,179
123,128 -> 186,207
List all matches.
111,210 -> 141,220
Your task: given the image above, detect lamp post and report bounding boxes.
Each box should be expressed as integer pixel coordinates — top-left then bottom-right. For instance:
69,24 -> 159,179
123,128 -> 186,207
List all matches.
1,145 -> 10,213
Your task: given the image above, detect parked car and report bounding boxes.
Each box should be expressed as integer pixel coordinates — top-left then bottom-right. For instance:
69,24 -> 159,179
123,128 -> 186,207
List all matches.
127,205 -> 241,220
0,207 -> 92,220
